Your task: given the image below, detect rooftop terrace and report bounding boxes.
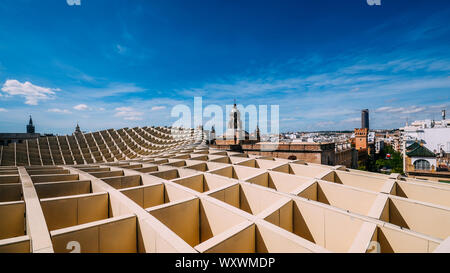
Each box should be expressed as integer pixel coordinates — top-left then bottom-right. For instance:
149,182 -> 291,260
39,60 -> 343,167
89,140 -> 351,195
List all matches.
0,126 -> 449,253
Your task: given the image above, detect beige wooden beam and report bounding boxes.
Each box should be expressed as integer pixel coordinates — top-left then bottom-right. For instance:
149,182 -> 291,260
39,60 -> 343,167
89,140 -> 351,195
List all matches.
18,167 -> 54,253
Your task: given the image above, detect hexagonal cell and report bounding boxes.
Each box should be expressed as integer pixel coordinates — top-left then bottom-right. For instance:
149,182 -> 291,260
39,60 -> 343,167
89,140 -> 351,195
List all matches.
366,225 -> 441,253
237,159 -> 285,170
0,146 -> 15,166
148,168 -> 198,180
0,184 -> 23,202
228,152 -> 248,158
272,163 -> 331,178
172,173 -> 235,193
50,214 -> 140,253
121,164 -> 143,170
189,154 -> 209,161
89,170 -> 124,179
195,223 -> 325,253
0,201 -> 26,240
40,192 -> 111,231
0,175 -> 20,184
102,175 -> 142,189
0,168 -> 18,175
264,199 -> 367,252
26,167 -> 70,175
35,180 -> 92,199
321,170 -> 387,192
297,181 -> 378,216
208,156 -> 232,164
184,162 -> 229,172
153,158 -> 169,165
380,197 -> 450,240
163,160 -> 187,167
209,165 -> 266,181
246,171 -> 312,193
148,198 -> 248,248
31,173 -> 80,184
208,150 -> 228,156
390,180 -> 450,207
402,176 -> 450,189
119,183 -> 193,209
228,156 -> 251,164
134,165 -> 170,173
77,166 -> 111,173
208,183 -> 286,215
104,162 -> 130,167
171,154 -> 191,160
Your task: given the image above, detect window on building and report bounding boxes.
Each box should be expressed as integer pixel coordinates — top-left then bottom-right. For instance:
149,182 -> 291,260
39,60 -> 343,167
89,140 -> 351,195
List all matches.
414,159 -> 431,170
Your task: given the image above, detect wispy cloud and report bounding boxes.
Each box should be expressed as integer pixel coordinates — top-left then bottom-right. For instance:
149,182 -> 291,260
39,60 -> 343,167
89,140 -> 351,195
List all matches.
375,106 -> 427,114
53,62 -> 99,84
151,106 -> 166,111
70,82 -> 145,99
0,108 -> 7,112
114,107 -> 144,121
48,108 -> 72,114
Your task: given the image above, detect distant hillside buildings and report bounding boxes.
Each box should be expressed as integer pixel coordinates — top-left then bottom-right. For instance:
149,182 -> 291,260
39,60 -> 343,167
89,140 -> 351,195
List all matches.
400,110 -> 450,182
0,116 -> 82,146
211,102 -> 356,167
0,116 -> 40,146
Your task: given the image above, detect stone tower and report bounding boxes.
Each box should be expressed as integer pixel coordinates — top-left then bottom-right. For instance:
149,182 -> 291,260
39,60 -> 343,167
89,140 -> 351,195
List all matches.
26,115 -> 35,134
74,123 -> 81,134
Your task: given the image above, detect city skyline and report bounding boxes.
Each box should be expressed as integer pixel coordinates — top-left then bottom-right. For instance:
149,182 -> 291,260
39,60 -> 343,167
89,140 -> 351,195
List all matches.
0,0 -> 449,134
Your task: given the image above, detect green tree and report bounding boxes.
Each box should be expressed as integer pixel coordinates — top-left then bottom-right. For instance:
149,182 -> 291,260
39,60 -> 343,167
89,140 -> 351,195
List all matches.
370,145 -> 404,175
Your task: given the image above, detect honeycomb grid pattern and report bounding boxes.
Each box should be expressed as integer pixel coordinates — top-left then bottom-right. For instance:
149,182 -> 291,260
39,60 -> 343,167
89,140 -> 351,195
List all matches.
0,126 -> 450,253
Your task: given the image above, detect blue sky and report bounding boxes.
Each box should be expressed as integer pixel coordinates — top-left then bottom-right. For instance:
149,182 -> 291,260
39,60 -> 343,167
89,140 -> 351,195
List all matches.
0,0 -> 449,134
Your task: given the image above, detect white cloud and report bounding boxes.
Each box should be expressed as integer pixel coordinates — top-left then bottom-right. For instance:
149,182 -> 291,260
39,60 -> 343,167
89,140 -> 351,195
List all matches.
1,79 -> 60,105
73,104 -> 89,111
0,108 -> 8,112
123,116 -> 142,121
48,108 -> 72,114
429,104 -> 448,109
281,117 -> 297,121
151,106 -> 166,111
114,107 -> 144,120
375,106 -> 393,112
375,106 -> 406,113
402,107 -> 426,114
375,106 -> 426,114
115,107 -> 133,112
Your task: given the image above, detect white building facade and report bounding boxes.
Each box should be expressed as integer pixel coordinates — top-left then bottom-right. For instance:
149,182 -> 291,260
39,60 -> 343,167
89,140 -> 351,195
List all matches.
401,119 -> 450,154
